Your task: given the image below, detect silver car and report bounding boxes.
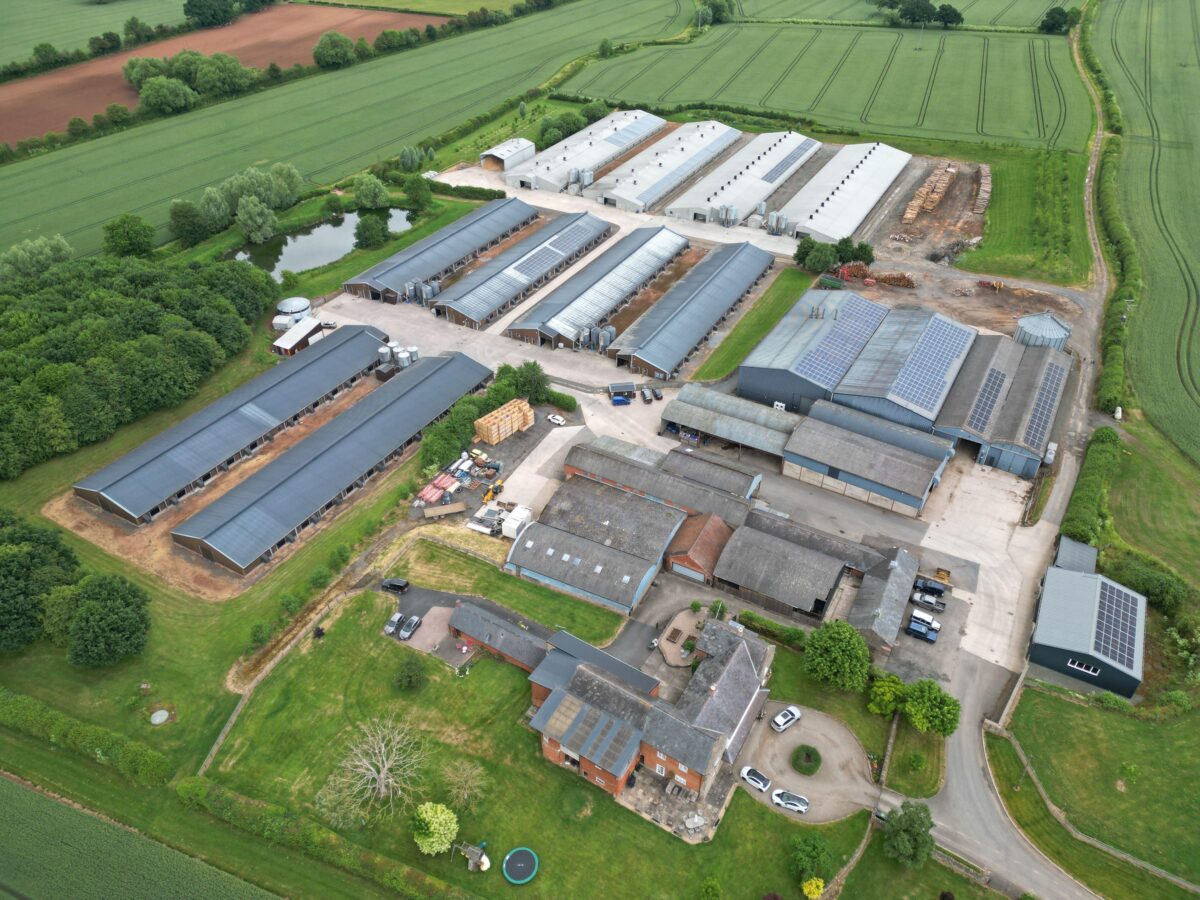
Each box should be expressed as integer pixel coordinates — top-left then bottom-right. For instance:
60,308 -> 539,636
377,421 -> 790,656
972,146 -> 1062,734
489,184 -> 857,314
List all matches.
398,615 -> 421,640
771,705 -> 802,733
740,766 -> 771,792
772,789 -> 810,814
384,612 -> 403,636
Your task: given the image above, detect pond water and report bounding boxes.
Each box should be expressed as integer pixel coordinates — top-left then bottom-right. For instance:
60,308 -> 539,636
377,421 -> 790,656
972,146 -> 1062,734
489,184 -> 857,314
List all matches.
232,208 -> 411,281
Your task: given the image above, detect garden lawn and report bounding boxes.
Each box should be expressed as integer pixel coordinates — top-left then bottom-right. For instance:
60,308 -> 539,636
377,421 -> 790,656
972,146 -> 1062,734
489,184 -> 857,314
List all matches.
1108,416 -> 1200,588
694,268 -> 813,380
391,538 -> 622,644
769,646 -> 890,759
0,0 -> 692,255
0,776 -> 269,899
0,0 -> 184,66
840,830 -> 999,899
886,721 -> 944,799
985,733 -> 1192,900
1010,688 -> 1200,882
213,589 -> 867,899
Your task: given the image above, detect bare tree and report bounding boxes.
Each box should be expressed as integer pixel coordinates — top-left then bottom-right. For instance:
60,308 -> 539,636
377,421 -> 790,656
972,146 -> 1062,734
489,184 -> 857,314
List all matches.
441,759 -> 489,811
315,716 -> 428,827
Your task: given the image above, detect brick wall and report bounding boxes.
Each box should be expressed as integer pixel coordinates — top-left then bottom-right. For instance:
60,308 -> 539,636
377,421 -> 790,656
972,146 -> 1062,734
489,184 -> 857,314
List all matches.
640,741 -> 704,792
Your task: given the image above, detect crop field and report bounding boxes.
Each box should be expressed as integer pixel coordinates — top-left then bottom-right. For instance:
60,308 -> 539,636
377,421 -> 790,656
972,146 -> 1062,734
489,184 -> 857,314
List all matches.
0,0 -> 691,255
0,0 -> 184,66
567,23 -> 1091,150
1098,0 -> 1200,466
0,776 -> 269,899
327,0 -> 502,13
736,0 -> 1066,27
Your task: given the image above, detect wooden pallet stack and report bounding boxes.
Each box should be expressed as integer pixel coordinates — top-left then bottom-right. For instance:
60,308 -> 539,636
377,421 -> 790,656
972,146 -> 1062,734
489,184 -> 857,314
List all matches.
902,160 -> 956,223
473,398 -> 535,446
973,164 -> 992,215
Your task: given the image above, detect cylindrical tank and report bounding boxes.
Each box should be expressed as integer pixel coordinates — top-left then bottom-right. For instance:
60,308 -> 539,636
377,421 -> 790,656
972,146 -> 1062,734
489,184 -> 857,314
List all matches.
377,347 -> 392,366
276,296 -> 310,321
1014,313 -> 1071,350
407,346 -> 419,361
396,351 -> 412,368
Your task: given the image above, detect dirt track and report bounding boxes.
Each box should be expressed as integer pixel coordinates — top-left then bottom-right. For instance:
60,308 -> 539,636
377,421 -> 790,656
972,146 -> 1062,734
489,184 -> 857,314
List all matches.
0,5 -> 447,144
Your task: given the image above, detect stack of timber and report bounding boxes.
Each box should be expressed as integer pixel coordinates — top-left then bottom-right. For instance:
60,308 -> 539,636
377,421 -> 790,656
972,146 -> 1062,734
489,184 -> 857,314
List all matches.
474,398 -> 534,446
876,272 -> 917,288
902,160 -> 956,223
973,164 -> 992,215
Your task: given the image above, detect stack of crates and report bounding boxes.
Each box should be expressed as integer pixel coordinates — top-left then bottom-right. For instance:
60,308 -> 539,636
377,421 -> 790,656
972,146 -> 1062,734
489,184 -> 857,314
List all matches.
473,398 -> 535,446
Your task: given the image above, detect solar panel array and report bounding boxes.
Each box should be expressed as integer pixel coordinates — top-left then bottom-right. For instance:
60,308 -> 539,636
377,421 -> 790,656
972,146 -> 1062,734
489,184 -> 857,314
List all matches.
1022,362 -> 1066,449
790,295 -> 887,390
1094,580 -> 1139,669
890,316 -> 975,417
549,222 -> 596,257
762,138 -> 818,182
966,368 -> 1007,433
513,246 -> 562,279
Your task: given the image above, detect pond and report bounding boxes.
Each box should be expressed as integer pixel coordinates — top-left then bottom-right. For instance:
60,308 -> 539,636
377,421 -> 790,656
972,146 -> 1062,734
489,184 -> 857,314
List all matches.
232,208 -> 411,281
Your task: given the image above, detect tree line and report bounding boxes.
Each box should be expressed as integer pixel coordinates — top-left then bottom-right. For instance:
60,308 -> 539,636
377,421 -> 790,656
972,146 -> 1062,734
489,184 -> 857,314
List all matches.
793,235 -> 875,273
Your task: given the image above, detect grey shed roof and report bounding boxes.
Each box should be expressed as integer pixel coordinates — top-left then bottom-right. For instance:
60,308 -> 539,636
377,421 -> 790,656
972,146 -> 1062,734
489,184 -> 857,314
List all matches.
449,602 -> 548,670
1034,568 -> 1145,679
435,212 -> 613,323
660,446 -> 760,499
537,477 -> 685,563
344,198 -> 536,293
714,526 -> 846,612
1055,536 -> 1098,574
661,384 -> 800,457
935,335 -> 1026,440
508,227 -> 688,344
742,508 -> 881,573
808,400 -> 953,461
506,522 -> 657,611
988,345 -> 1071,455
784,417 -> 943,501
848,547 -> 920,647
609,242 -> 773,375
172,353 -> 489,570
74,325 -> 388,521
550,631 -> 659,695
565,439 -> 752,526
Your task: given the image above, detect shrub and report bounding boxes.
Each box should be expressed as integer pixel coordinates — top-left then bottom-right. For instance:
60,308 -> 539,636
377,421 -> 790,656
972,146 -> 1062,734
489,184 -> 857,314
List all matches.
426,180 -> 506,201
789,834 -> 832,883
138,76 -> 199,115
1092,691 -> 1133,713
394,655 -> 426,691
313,31 -> 355,69
328,544 -> 352,572
736,610 -> 806,650
307,566 -> 333,591
906,750 -> 927,773
411,802 -> 458,855
1059,428 -> 1121,545
547,389 -> 577,412
867,672 -> 907,716
249,622 -> 274,649
791,744 -> 822,776
1100,546 -> 1196,618
690,600 -> 703,614
280,593 -> 305,617
1161,690 -> 1191,712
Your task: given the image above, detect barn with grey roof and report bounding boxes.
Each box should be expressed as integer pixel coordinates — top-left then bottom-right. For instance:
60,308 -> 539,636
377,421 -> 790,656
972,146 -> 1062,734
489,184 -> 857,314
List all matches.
713,521 -> 848,618
171,353 -> 490,574
661,383 -> 801,458
73,325 -> 388,525
343,198 -> 536,303
848,547 -> 920,655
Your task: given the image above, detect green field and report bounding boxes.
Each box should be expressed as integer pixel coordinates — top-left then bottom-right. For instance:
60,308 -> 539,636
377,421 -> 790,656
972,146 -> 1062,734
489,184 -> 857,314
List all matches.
840,830 -> 999,899
214,589 -> 869,899
0,0 -> 692,255
737,0 -> 1066,27
0,0 -> 184,66
314,0 -> 500,12
1010,688 -> 1200,882
1098,0 -> 1200,465
0,776 -> 269,899
986,733 -> 1193,900
567,22 -> 1091,149
886,721 -> 945,799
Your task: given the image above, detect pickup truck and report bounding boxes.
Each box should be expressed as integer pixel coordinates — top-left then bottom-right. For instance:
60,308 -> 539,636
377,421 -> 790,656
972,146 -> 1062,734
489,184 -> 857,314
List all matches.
911,591 -> 947,613
913,576 -> 948,597
905,617 -> 938,643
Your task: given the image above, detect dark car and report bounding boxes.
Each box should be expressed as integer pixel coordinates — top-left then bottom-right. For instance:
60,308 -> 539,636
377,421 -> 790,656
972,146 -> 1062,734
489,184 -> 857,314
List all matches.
905,617 -> 938,643
382,578 -> 409,595
641,388 -> 653,404
913,576 -> 947,597
651,387 -> 664,401
398,615 -> 421,640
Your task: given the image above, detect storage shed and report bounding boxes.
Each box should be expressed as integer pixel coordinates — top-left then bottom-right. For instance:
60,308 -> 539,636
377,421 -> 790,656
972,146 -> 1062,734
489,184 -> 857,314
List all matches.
660,383 -> 800,458
480,138 -> 536,172
272,317 -> 324,356
713,523 -> 847,618
665,514 -> 733,584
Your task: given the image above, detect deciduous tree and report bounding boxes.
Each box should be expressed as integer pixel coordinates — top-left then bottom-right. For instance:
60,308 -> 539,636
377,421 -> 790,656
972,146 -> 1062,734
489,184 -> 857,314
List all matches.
0,234 -> 72,280
169,200 -> 210,247
66,574 -> 151,667
236,195 -> 277,244
404,174 -> 432,212
442,759 -> 488,810
804,621 -> 871,692
867,672 -> 907,716
355,214 -> 389,250
790,833 -> 833,883
183,0 -> 236,28
315,717 -> 428,827
934,4 -> 963,27
102,213 -> 155,257
138,76 -> 199,115
353,173 -> 390,209
902,679 -> 960,735
803,243 -> 838,274
313,31 -> 355,69
899,0 -> 936,23
882,800 -> 935,868
411,802 -> 458,855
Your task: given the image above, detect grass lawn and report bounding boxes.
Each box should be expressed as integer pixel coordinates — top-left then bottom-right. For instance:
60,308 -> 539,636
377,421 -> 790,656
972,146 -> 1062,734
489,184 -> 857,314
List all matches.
1010,688 -> 1200,882
985,732 -> 1193,900
0,0 -> 184,66
768,647 -> 890,759
886,721 -> 944,799
840,830 -> 1000,899
214,589 -> 868,898
391,538 -> 622,644
0,775 -> 270,899
1108,415 -> 1200,589
694,268 -> 813,381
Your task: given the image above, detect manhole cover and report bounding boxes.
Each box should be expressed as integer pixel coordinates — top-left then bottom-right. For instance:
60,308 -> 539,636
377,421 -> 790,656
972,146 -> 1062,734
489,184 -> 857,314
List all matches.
150,710 -> 170,726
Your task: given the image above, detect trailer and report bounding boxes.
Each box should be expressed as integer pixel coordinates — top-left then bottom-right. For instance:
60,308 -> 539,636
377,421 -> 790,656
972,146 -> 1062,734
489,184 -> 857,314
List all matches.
423,502 -> 467,519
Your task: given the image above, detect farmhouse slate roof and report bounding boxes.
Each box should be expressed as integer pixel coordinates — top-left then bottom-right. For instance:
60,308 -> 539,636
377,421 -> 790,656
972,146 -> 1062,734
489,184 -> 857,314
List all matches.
848,547 -> 920,647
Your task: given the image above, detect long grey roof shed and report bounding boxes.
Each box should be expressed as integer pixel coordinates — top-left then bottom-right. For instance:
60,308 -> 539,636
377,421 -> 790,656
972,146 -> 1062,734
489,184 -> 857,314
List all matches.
171,353 -> 489,573
73,325 -> 387,524
848,547 -> 920,652
714,525 -> 846,614
537,476 -> 685,563
1055,536 -> 1098,574
661,383 -> 800,457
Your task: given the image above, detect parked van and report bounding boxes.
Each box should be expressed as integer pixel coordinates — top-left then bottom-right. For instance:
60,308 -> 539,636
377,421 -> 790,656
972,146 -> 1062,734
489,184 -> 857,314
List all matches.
909,608 -> 942,632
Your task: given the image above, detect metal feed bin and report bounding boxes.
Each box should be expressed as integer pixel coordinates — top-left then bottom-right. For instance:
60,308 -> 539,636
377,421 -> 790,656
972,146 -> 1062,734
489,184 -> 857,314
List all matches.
1015,312 -> 1071,351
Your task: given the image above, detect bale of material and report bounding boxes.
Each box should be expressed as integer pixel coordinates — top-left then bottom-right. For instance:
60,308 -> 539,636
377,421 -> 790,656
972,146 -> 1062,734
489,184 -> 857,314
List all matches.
474,398 -> 535,445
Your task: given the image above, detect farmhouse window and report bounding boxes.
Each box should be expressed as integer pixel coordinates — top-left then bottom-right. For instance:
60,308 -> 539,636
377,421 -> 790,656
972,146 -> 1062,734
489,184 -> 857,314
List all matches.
655,764 -> 666,777
1067,658 -> 1101,677
678,763 -> 688,773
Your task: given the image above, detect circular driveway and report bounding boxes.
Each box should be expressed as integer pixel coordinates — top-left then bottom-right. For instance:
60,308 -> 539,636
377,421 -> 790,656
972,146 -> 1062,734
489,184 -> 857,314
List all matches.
737,701 -> 878,823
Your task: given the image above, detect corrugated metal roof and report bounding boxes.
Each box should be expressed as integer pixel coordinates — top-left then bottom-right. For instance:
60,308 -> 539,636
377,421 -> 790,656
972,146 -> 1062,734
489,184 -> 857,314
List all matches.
585,121 -> 741,210
435,212 -> 612,324
661,400 -> 791,456
481,138 -> 534,160
508,227 -> 687,344
675,383 -> 801,433
988,345 -> 1071,455
780,142 -> 912,241
609,242 -> 773,375
74,325 -> 388,520
808,400 -> 953,461
1055,536 -> 1098,574
1033,567 -> 1145,679
784,417 -> 941,501
172,353 -> 489,569
660,446 -> 759,498
537,477 -> 684,563
714,525 -> 845,613
549,632 -> 660,695
273,317 -> 321,351
935,335 -> 1025,440
848,548 -> 920,646
344,198 -> 536,293
449,602 -> 548,669
1017,311 -> 1072,341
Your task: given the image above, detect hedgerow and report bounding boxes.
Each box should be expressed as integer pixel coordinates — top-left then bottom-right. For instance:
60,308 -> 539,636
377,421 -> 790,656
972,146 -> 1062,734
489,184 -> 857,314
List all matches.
1094,135 -> 1139,413
1059,427 -> 1121,544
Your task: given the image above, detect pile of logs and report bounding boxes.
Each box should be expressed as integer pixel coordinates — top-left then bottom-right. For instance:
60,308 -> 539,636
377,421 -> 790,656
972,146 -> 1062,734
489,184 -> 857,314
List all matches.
875,272 -> 918,288
902,160 -> 957,223
973,164 -> 993,215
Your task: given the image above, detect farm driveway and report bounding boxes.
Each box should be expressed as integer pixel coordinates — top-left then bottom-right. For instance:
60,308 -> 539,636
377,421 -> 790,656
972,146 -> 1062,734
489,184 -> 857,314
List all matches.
0,5 -> 448,144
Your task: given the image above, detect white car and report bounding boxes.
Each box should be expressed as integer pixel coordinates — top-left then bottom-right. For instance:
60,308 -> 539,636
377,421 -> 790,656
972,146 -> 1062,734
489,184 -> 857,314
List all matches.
740,766 -> 771,792
383,612 -> 403,635
772,790 -> 810,814
909,608 -> 942,632
547,414 -> 566,426
771,705 -> 802,733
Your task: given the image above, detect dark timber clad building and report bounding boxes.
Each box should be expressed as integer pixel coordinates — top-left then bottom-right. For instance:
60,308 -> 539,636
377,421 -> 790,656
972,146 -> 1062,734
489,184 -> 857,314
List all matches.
171,353 -> 490,574
72,325 -> 388,525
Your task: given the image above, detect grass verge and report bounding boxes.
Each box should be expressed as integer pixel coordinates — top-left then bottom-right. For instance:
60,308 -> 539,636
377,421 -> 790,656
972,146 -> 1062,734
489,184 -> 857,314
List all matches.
886,721 -> 944,799
840,830 -> 999,899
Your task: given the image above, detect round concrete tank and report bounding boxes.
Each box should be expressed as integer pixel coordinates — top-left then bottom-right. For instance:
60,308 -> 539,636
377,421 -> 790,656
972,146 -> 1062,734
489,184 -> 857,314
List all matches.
277,296 -> 311,318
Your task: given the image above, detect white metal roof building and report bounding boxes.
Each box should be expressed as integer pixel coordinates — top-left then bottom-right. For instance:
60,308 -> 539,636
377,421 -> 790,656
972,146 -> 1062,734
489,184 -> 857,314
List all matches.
776,142 -> 912,241
480,137 -> 536,171
609,242 -> 774,379
582,121 -> 740,213
433,212 -> 613,328
271,317 -> 323,357
504,110 -> 667,193
506,226 -> 688,348
665,131 -> 821,226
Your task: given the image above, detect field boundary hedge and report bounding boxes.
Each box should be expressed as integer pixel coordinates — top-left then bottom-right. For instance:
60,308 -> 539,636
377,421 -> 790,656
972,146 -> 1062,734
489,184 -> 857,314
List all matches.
735,16 -> 1039,34
0,687 -> 171,785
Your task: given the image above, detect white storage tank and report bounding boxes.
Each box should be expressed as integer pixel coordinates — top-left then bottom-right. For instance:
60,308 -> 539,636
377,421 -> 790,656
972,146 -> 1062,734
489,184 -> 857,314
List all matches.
407,346 -> 419,361
396,350 -> 411,368
276,296 -> 311,323
1014,312 -> 1072,351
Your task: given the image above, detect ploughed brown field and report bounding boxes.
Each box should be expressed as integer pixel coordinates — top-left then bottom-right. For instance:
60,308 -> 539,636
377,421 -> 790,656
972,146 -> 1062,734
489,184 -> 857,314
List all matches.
0,4 -> 448,145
